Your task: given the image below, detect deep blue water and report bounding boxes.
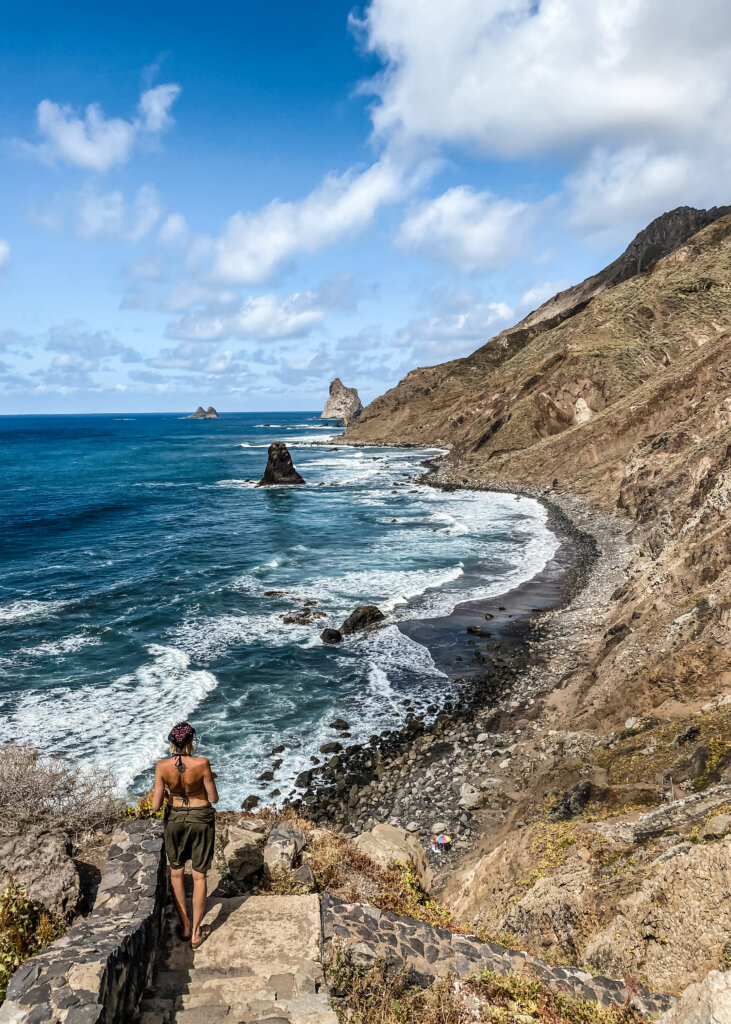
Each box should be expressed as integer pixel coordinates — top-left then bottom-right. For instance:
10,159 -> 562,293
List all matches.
0,412 -> 557,807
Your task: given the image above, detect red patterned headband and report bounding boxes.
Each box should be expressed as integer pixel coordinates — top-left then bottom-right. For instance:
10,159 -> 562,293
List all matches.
168,722 -> 195,748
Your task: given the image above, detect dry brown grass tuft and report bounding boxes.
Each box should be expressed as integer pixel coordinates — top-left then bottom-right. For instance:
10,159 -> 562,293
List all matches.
0,743 -> 125,839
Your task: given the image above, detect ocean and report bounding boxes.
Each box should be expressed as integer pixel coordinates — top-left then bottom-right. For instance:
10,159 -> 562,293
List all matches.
0,412 -> 558,808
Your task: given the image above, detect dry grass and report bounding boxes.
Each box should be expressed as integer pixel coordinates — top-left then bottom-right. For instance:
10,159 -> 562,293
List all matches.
0,743 -> 125,839
238,808 -> 457,929
325,943 -> 648,1024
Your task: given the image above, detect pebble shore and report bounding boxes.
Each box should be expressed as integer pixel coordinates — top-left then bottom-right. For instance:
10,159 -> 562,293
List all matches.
284,467 -> 635,873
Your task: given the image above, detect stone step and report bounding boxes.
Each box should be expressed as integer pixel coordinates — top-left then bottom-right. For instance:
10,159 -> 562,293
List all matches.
173,1006 -> 231,1023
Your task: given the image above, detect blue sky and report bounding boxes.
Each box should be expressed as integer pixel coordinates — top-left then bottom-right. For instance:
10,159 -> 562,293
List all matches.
1,0 -> 730,413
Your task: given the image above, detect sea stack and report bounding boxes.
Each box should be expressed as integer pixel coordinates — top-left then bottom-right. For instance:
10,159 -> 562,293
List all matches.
256,442 -> 306,487
321,378 -> 363,425
188,406 -> 219,419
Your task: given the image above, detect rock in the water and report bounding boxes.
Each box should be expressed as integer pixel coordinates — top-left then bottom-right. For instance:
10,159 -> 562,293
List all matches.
241,794 -> 260,811
321,378 -> 363,425
330,718 -> 351,731
320,628 -> 343,644
256,441 -> 305,486
353,823 -> 433,890
339,605 -> 385,635
0,830 -> 80,919
187,405 -> 218,419
224,826 -> 264,884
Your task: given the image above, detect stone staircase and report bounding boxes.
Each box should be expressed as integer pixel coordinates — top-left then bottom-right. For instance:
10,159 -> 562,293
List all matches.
138,892 -> 337,1024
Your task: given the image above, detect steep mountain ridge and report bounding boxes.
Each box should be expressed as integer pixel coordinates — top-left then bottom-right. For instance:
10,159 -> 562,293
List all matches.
343,208 -> 731,995
346,210 -> 731,724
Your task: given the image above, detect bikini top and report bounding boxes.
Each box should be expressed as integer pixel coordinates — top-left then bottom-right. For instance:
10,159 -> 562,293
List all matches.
167,754 -> 209,807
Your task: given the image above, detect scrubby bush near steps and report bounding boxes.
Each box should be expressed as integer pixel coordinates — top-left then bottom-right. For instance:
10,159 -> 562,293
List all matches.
0,883 -> 65,1004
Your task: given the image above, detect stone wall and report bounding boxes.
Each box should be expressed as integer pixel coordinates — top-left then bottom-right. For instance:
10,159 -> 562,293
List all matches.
321,895 -> 675,1018
0,819 -> 166,1024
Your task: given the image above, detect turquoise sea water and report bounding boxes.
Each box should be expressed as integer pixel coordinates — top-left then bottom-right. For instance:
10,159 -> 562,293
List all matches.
0,412 -> 557,807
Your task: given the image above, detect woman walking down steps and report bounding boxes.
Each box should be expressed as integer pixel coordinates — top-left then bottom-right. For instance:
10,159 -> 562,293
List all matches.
152,722 -> 219,949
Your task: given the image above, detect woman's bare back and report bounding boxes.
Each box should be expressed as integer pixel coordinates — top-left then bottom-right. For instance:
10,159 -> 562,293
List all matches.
155,755 -> 218,808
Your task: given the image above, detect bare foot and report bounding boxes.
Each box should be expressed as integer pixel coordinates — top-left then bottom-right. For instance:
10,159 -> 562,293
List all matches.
178,922 -> 191,941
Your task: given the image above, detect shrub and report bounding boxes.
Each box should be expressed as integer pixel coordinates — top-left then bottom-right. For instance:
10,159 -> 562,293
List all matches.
325,944 -> 648,1024
0,882 -> 65,1004
0,743 -> 125,838
125,791 -> 165,820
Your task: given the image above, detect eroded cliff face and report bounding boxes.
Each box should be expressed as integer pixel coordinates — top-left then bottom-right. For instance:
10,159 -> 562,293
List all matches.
344,209 -> 731,990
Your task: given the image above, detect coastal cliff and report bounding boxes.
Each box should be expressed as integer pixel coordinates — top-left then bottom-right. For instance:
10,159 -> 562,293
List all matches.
342,207 -> 731,990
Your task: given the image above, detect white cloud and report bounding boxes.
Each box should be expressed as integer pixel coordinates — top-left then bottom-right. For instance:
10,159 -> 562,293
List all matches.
166,291 -> 325,342
0,239 -> 9,270
398,187 -> 530,272
520,280 -> 569,309
74,184 -> 163,242
198,157 -> 418,285
393,288 -> 513,363
358,0 -> 731,158
566,144 -> 731,246
158,212 -> 189,245
356,0 -> 731,238
35,183 -> 163,243
17,83 -> 181,172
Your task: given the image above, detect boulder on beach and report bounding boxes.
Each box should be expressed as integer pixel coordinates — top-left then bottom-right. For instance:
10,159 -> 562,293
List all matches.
353,823 -> 433,890
339,605 -> 385,635
187,405 -> 218,419
256,441 -> 306,486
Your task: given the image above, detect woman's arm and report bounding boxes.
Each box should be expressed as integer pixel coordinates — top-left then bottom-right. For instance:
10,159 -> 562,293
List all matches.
203,759 -> 219,804
151,763 -> 166,812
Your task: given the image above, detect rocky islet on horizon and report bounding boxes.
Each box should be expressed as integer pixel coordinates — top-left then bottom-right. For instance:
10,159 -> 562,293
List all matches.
187,405 -> 219,418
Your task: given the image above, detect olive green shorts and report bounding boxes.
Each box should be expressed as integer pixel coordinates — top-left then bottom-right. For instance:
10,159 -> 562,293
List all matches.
164,806 -> 215,873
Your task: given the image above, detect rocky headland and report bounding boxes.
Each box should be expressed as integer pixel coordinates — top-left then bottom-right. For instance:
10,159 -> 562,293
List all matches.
321,377 -> 363,425
313,208 -> 731,1000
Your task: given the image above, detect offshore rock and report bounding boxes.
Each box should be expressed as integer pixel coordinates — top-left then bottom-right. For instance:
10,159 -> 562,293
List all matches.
320,627 -> 343,645
339,604 -> 385,635
188,405 -> 218,418
256,441 -> 305,486
321,377 -> 363,425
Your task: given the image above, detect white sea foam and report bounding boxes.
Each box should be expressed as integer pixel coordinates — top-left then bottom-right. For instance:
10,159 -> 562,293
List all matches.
6,632 -> 101,661
0,599 -> 66,624
0,645 -> 218,790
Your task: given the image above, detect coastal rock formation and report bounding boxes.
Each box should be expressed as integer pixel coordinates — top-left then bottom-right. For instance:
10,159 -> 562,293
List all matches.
0,829 -> 79,919
320,627 -> 343,644
256,441 -> 306,486
321,378 -> 363,424
657,970 -> 731,1024
339,604 -> 385,634
188,405 -> 218,418
352,823 -> 434,889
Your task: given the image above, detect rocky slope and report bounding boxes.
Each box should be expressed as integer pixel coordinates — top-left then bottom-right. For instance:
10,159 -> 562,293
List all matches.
343,207 -> 731,993
321,377 -> 363,424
